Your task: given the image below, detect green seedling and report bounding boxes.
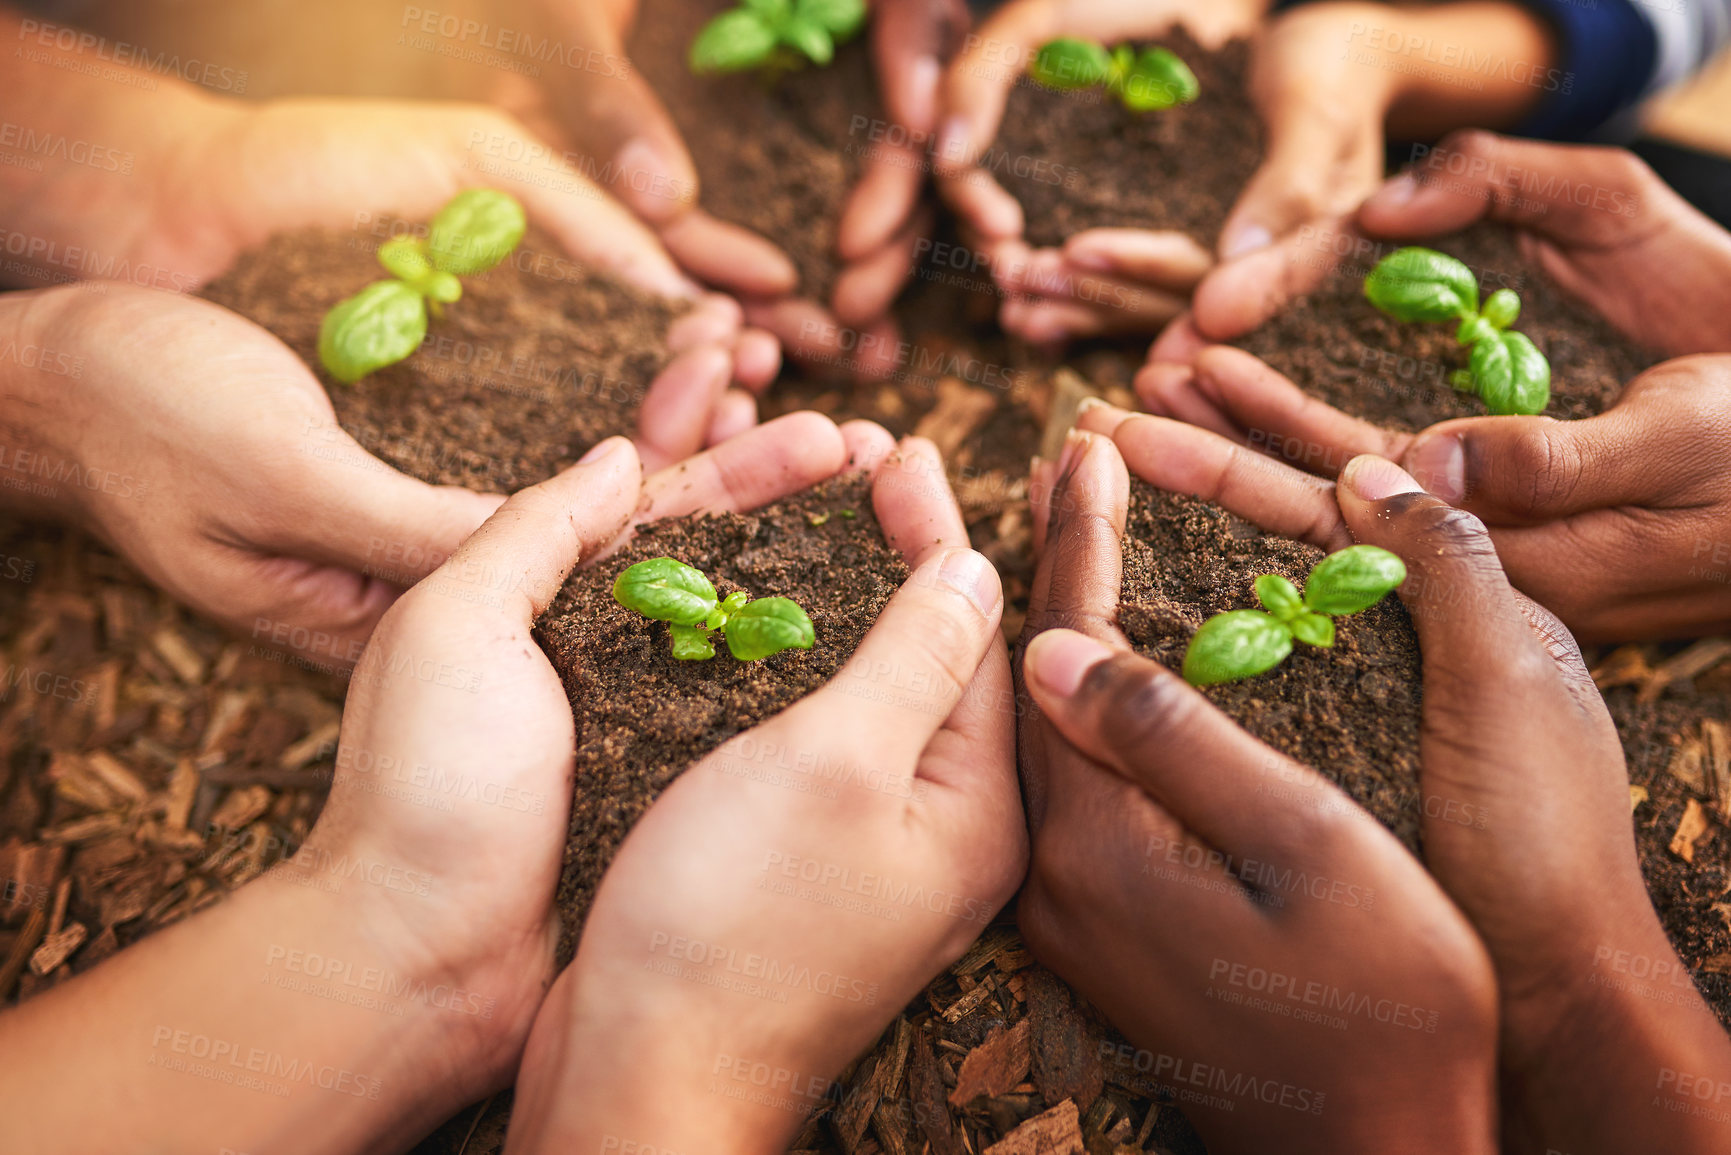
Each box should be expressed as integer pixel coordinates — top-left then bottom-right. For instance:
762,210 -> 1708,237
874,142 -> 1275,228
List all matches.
318,189 -> 527,384
1029,38 -> 1198,112
613,557 -> 816,662
1182,546 -> 1406,686
690,0 -> 866,73
1364,246 -> 1551,416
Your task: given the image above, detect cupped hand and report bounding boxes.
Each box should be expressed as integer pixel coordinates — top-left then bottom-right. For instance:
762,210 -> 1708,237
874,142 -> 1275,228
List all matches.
0,283 -> 791,663
1134,342 -> 1731,641
1076,402 -> 1731,1155
300,411 -> 871,1099
932,0 -> 1264,343
505,437 -> 1026,1153
1357,130 -> 1731,358
1016,427 -> 1498,1154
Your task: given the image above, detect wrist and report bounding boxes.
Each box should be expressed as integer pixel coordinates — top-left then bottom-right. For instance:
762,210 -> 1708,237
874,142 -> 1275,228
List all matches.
0,288 -> 91,524
511,963 -> 822,1153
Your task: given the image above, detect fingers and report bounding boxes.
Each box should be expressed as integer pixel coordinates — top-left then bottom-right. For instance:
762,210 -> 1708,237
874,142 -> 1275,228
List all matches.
730,327 -> 782,391
804,545 -> 1004,770
703,390 -> 757,446
1188,346 -> 1412,475
1396,359 -> 1716,515
837,147 -> 927,266
934,0 -> 1049,184
1063,230 -> 1215,292
937,169 -> 1025,242
833,213 -> 930,327
999,250 -> 1192,342
1359,130 -> 1669,248
1108,412 -> 1353,552
634,345 -> 733,472
1025,430 -> 1129,637
1022,630 -> 1351,868
841,419 -> 898,472
660,209 -> 800,299
545,57 -> 699,230
427,437 -> 642,624
872,437 -> 969,568
273,443 -> 506,585
637,411 -> 852,525
1190,213 -> 1354,340
874,0 -> 962,137
1332,453 -> 1588,752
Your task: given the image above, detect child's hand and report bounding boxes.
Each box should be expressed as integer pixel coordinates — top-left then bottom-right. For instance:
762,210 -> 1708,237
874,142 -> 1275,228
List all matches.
505,439 -> 1026,1153
1078,402 -> 1731,1155
1016,428 -> 1498,1155
1132,343 -> 1731,642
1358,131 -> 1731,358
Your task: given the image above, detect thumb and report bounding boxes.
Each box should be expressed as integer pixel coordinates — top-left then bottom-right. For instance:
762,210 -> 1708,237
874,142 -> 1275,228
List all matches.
274,452 -> 506,588
431,437 -> 643,625
552,67 -> 700,228
1398,402 -> 1657,523
1217,107 -> 1365,261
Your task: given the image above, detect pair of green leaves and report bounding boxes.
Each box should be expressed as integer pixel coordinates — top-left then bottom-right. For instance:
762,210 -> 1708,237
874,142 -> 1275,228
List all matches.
1182,545 -> 1406,686
613,557 -> 816,662
318,189 -> 527,385
1029,39 -> 1199,112
690,0 -> 866,73
1363,246 -> 1551,416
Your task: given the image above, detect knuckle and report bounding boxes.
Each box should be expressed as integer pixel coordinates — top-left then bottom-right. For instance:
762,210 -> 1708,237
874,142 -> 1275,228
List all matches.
1084,656 -> 1203,762
1504,425 -> 1584,511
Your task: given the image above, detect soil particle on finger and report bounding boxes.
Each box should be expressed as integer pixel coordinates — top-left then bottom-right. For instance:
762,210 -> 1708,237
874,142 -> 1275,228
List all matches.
1234,222 -> 1660,430
533,474 -> 907,965
199,225 -> 678,492
992,30 -> 1263,250
1116,481 -> 1424,852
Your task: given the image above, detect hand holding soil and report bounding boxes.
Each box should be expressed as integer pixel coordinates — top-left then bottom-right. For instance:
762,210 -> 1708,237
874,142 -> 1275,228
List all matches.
1073,401 -> 1731,1154
1015,430 -> 1499,1155
505,440 -> 1025,1153
1145,341 -> 1731,641
0,414 -> 871,1152
1358,132 -> 1731,358
0,283 -> 503,659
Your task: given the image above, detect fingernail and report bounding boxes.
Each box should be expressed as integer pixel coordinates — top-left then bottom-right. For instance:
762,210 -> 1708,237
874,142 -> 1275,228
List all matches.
937,548 -> 1000,616
1056,429 -> 1089,477
1342,454 -> 1424,501
579,436 -> 629,465
1029,629 -> 1113,698
1367,171 -> 1419,211
1403,435 -> 1465,503
936,116 -> 971,166
1220,224 -> 1272,261
905,56 -> 941,130
1076,395 -> 1107,416
1065,240 -> 1112,272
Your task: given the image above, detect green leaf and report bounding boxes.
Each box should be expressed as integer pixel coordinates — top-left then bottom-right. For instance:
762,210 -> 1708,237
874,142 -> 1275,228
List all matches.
744,0 -> 791,19
780,17 -> 833,64
690,8 -> 778,72
427,189 -> 526,276
423,271 -> 463,304
794,0 -> 865,39
1253,574 -> 1303,621
1289,612 -> 1335,648
1482,288 -> 1521,330
1303,545 -> 1407,616
670,624 -> 716,661
377,236 -> 433,283
1472,330 -> 1550,416
706,589 -> 751,631
1456,314 -> 1496,347
1364,247 -> 1479,323
317,280 -> 428,384
1120,47 -> 1199,111
1030,38 -> 1112,90
1182,610 -> 1294,686
723,597 -> 815,661
612,558 -> 719,626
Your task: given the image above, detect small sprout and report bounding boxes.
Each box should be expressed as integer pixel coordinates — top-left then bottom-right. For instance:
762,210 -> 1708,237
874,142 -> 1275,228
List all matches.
1030,38 -> 1198,112
1182,545 -> 1406,686
317,190 -> 526,384
1364,246 -> 1551,416
690,0 -> 866,74
838,508 -> 857,519
806,511 -> 831,527
612,557 -> 815,662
